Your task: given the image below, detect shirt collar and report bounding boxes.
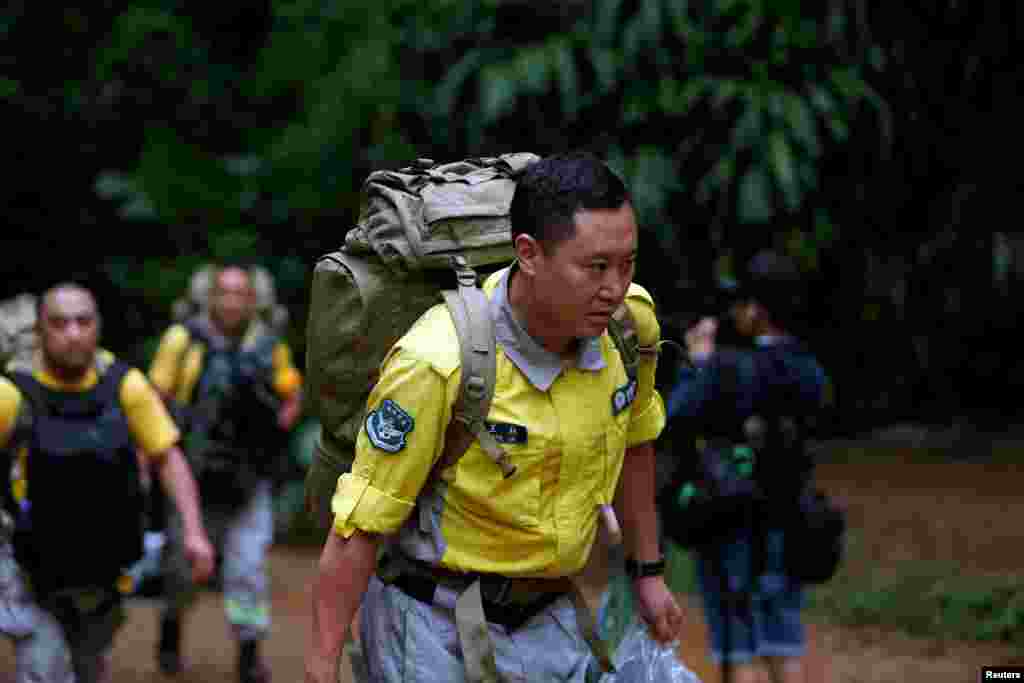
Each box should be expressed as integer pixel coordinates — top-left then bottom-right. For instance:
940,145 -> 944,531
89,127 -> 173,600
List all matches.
490,268 -> 605,392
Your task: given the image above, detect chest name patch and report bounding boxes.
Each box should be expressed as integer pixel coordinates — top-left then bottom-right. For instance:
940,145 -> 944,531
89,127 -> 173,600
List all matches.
365,399 -> 414,453
484,421 -> 528,445
612,378 -> 638,416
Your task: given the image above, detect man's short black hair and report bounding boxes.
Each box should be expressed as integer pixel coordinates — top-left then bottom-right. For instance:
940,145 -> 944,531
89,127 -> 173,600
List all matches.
510,151 -> 631,248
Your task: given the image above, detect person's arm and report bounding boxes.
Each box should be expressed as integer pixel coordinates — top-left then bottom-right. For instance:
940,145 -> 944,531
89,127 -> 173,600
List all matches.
306,530 -> 381,683
155,445 -> 215,583
614,287 -> 684,642
119,367 -> 213,582
305,340 -> 454,679
665,316 -> 719,420
617,441 -> 684,643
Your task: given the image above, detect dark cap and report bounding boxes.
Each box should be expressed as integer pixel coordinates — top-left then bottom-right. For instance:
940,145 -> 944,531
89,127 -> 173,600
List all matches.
738,249 -> 806,322
745,249 -> 800,285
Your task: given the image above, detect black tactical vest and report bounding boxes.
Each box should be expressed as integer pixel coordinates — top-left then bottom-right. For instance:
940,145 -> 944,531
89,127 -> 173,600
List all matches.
7,361 -> 143,597
183,318 -> 283,479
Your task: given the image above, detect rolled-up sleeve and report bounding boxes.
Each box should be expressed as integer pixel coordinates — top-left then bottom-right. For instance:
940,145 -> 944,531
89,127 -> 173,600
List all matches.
148,324 -> 190,397
0,377 -> 22,450
120,368 -> 181,461
332,349 -> 451,538
623,286 -> 667,447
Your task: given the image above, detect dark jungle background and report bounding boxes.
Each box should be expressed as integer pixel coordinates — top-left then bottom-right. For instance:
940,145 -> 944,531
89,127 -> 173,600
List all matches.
3,0 -> 1021,438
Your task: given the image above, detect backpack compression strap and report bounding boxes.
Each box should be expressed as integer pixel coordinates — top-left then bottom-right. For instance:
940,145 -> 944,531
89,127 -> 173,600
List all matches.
438,255 -> 515,479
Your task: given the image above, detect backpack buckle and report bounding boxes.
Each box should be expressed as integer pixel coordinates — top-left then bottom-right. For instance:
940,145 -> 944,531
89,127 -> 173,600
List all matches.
465,375 -> 486,401
449,255 -> 479,288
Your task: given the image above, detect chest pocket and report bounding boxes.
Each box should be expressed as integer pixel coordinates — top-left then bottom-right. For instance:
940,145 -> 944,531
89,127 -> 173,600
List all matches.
452,435 -> 543,528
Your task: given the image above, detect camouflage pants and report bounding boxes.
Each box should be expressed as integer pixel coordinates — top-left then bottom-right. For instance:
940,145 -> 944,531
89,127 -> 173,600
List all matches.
163,479 -> 274,642
0,541 -> 76,683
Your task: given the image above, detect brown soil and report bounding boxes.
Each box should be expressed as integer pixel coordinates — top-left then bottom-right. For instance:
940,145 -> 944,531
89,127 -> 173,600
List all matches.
2,453 -> 1022,681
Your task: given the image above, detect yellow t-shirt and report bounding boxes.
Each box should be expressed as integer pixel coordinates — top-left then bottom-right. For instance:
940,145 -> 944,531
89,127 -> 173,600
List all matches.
0,350 -> 179,458
148,321 -> 302,405
331,268 -> 666,578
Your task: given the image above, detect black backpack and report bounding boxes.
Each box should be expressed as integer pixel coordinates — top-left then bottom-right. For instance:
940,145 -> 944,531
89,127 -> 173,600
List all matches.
658,346 -> 845,585
658,351 -> 760,550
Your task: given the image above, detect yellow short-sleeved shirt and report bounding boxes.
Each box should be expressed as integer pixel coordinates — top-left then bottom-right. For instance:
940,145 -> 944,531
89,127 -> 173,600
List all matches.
331,267 -> 665,578
148,318 -> 302,405
0,350 -> 180,458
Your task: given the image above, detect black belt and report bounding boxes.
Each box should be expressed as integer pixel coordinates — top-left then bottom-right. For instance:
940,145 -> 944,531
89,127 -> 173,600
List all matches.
388,572 -> 566,631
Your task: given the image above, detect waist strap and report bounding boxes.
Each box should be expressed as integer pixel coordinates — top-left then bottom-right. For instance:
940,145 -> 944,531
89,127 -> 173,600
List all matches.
389,572 -> 567,631
381,553 -> 573,609
377,553 -> 615,682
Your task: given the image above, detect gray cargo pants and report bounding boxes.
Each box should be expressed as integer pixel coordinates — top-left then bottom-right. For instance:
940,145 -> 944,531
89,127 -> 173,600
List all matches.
0,541 -> 76,683
163,479 -> 274,642
355,576 -> 594,682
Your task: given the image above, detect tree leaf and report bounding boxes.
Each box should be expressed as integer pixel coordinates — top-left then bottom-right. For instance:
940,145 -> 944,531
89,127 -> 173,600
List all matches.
593,0 -> 624,45
479,64 -> 518,123
731,105 -> 763,150
434,48 -> 487,116
738,164 -> 772,223
553,40 -> 580,117
515,45 -> 552,95
769,131 -> 799,210
783,92 -> 820,158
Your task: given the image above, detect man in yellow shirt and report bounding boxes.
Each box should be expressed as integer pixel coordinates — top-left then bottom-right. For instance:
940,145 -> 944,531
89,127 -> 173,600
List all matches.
305,153 -> 684,683
148,265 -> 302,683
0,283 -> 214,683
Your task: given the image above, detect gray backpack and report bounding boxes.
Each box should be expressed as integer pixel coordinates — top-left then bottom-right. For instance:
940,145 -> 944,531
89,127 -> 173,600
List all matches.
0,293 -> 38,373
306,154 -> 534,488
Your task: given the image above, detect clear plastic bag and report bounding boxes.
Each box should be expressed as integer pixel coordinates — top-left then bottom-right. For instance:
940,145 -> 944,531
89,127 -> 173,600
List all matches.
589,555 -> 703,683
595,618 -> 702,683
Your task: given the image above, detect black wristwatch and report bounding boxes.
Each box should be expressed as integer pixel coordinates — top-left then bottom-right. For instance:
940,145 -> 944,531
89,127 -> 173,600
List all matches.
625,555 -> 666,580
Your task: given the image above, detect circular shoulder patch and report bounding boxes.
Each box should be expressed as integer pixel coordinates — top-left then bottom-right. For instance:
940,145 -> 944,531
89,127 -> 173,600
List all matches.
365,399 -> 415,453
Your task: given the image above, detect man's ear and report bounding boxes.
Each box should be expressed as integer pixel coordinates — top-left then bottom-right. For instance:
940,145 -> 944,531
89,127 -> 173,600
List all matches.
512,233 -> 544,278
513,234 -> 543,277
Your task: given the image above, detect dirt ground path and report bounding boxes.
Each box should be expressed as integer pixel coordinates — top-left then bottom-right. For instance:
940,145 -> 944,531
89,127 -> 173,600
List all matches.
3,454 -> 1023,681
2,544 -> 1017,683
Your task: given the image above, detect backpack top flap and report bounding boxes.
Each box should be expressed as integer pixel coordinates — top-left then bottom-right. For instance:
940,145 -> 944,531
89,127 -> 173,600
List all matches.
344,153 -> 540,275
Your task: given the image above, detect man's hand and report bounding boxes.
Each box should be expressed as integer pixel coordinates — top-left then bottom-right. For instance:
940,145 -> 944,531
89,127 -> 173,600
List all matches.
633,575 -> 685,644
304,652 -> 340,683
685,316 -> 717,361
183,530 -> 215,584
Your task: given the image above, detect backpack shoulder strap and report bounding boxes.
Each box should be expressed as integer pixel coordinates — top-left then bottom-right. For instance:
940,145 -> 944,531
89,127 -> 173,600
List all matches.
437,255 -> 514,478
94,358 -> 132,408
607,300 -> 659,383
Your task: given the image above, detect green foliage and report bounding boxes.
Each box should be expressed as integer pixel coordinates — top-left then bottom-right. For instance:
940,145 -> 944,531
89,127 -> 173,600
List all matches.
69,0 -> 893,330
416,0 -> 890,279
